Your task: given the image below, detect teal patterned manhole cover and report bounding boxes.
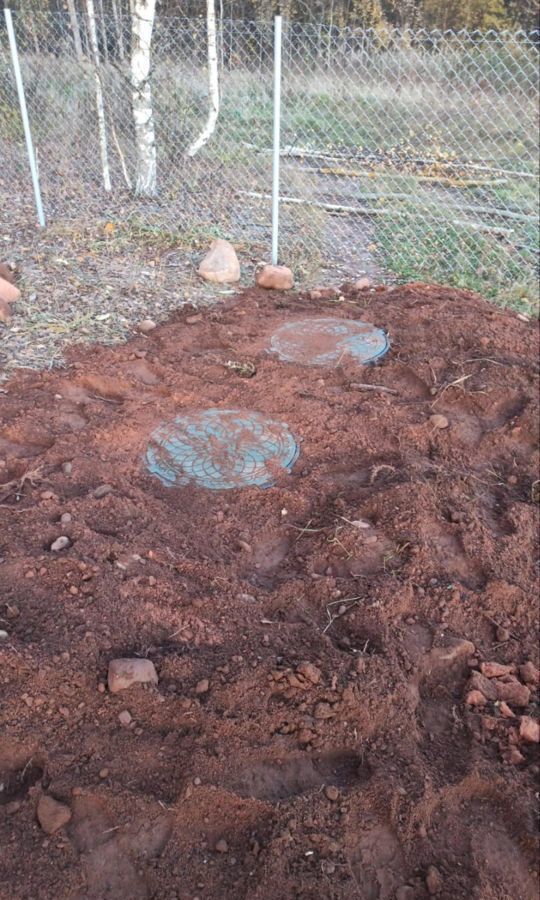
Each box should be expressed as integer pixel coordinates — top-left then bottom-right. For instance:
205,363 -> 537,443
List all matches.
145,409 -> 299,490
270,317 -> 389,367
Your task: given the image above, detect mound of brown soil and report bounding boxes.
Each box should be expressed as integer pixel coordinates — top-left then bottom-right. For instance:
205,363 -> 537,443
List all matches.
0,282 -> 538,899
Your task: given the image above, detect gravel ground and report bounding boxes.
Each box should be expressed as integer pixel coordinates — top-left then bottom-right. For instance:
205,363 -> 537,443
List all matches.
0,211 -> 381,380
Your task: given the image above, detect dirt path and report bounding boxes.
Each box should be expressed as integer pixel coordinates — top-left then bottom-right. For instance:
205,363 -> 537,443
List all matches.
0,282 -> 538,899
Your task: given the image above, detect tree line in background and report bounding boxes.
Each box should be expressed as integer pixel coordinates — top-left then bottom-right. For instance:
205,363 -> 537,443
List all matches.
3,0 -> 539,30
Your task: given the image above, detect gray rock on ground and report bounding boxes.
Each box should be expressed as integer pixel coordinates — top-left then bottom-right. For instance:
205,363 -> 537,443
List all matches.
108,657 -> 158,693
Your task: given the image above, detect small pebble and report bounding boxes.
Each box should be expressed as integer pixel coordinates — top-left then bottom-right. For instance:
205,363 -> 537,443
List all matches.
119,710 -> 132,726
93,484 -> 113,499
396,888 -> 415,900
50,536 -> 71,552
99,768 -> 109,778
6,800 -> 22,815
37,795 -> 72,834
429,414 -> 449,430
138,319 -> 156,334
0,630 -> 8,640
215,839 -> 228,853
193,777 -> 201,786
60,513 -> 72,525
62,462 -> 73,476
325,785 -> 339,801
426,865 -> 443,895
195,678 -> 210,695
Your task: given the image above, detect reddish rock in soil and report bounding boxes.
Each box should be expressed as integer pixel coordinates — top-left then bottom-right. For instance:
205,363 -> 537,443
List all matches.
507,747 -> 526,765
296,661 -> 322,684
256,264 -> 294,290
495,679 -> 531,707
0,276 -> 20,304
519,716 -> 539,743
107,658 -> 158,693
480,661 -> 514,678
195,678 -> 210,694
314,701 -> 335,719
426,865 -> 443,895
519,661 -> 539,685
429,414 -> 449,429
499,701 -> 515,719
466,690 -> 487,707
468,671 -> 498,701
37,795 -> 72,834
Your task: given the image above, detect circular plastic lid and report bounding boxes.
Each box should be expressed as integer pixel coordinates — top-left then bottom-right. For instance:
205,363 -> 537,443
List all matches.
145,408 -> 299,490
270,317 -> 389,367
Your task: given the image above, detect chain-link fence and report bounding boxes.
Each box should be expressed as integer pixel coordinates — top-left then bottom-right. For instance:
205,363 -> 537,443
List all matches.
0,13 -> 538,305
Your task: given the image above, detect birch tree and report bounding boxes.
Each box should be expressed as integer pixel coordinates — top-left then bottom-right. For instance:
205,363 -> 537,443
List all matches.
86,0 -> 112,192
131,0 -> 158,196
66,0 -> 84,61
186,0 -> 220,157
111,0 -> 126,61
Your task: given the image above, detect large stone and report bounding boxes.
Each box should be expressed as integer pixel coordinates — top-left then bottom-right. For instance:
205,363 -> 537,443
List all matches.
0,276 -> 20,305
37,795 -> 72,834
495,678 -> 530,707
0,263 -> 15,284
198,239 -> 240,284
108,657 -> 158,693
256,264 -> 293,290
0,299 -> 11,323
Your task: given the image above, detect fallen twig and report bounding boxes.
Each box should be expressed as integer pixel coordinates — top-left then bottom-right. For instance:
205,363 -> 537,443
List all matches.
323,596 -> 365,634
349,382 -> 398,395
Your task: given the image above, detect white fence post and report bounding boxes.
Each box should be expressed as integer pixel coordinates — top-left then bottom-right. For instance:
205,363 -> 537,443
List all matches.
4,8 -> 46,227
271,14 -> 282,266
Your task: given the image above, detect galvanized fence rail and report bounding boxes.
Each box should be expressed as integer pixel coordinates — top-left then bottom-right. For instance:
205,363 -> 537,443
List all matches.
0,13 -> 538,304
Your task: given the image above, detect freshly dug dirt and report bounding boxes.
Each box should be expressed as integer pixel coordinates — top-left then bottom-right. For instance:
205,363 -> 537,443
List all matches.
0,282 -> 538,900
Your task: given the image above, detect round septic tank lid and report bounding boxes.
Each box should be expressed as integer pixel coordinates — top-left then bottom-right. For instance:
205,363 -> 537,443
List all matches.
144,408 -> 299,490
270,317 -> 389,367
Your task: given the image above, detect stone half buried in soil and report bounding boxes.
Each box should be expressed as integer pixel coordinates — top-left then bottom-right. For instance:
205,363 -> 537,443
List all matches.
269,317 -> 389,367
144,408 -> 299,490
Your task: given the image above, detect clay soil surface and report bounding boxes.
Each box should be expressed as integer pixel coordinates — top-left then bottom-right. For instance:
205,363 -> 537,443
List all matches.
0,282 -> 538,900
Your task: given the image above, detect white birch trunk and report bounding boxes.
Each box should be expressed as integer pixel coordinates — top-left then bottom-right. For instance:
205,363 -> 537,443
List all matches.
185,0 -> 220,158
97,0 -> 109,63
131,0 -> 157,196
86,0 -> 112,192
66,0 -> 84,61
111,0 -> 125,61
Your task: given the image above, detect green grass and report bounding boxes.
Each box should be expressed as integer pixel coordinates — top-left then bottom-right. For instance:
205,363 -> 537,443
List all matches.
376,216 -> 539,315
4,51 -> 538,304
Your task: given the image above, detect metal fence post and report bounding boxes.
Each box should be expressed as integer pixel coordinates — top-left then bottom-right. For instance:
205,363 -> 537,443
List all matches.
271,14 -> 282,265
4,8 -> 46,227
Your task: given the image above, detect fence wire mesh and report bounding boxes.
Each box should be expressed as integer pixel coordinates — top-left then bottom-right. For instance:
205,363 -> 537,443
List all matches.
0,13 -> 538,305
